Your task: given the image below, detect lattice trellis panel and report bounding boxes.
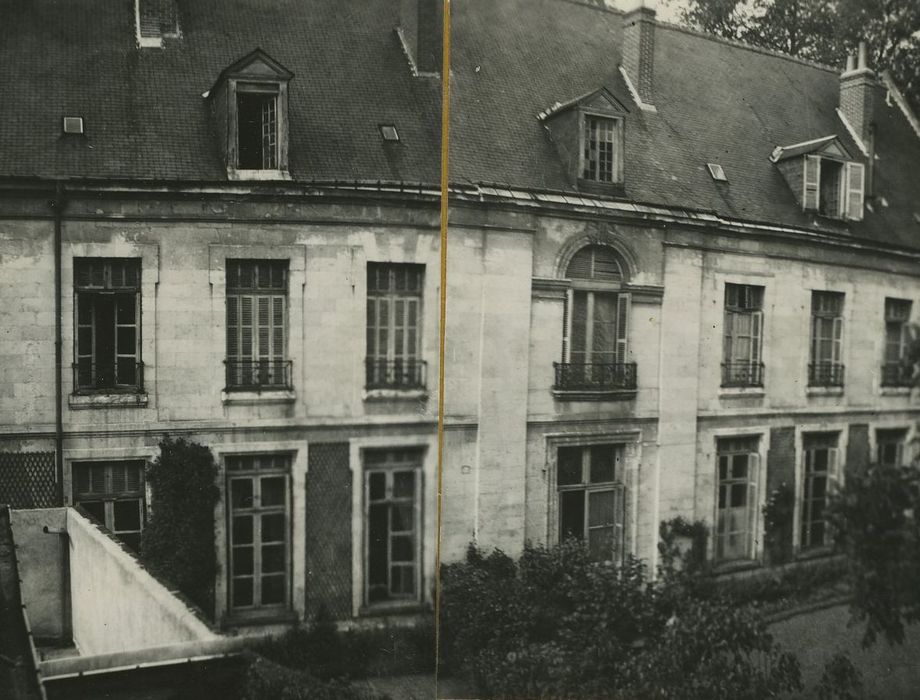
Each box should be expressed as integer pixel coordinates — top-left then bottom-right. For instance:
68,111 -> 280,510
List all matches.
0,452 -> 57,508
304,443 -> 353,620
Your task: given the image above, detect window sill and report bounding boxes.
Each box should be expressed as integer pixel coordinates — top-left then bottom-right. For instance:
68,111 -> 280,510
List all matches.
880,386 -> 912,396
363,388 -> 428,402
711,558 -> 762,576
69,392 -> 149,410
221,389 -> 296,405
806,386 -> 844,397
221,609 -> 299,629
227,169 -> 292,181
719,387 -> 765,398
358,601 -> 431,618
795,546 -> 835,562
552,389 -> 637,402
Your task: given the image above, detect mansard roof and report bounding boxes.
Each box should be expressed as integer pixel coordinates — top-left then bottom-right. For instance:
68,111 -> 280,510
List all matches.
1,0 -> 920,251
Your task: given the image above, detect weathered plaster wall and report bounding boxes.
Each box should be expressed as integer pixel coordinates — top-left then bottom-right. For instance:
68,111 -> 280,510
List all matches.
9,507 -> 68,639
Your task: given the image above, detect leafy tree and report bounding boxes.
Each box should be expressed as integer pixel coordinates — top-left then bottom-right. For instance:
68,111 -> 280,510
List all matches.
140,436 -> 220,615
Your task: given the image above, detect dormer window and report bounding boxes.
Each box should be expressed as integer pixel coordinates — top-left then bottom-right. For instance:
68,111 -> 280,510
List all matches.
210,49 -> 293,180
582,115 -> 622,183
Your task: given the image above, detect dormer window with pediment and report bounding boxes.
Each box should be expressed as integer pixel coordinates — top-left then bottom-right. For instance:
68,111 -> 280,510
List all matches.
210,49 -> 294,180
539,89 -> 628,193
771,136 -> 866,222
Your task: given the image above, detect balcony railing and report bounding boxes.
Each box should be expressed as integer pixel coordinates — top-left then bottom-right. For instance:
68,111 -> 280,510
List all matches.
225,359 -> 293,391
73,361 -> 145,394
881,361 -> 914,388
365,358 -> 427,390
553,362 -> 638,392
808,361 -> 845,388
721,361 -> 764,388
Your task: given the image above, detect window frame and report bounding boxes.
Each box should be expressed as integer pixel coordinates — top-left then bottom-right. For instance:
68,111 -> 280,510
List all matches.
721,284 -> 764,388
799,432 -> 842,552
714,437 -> 760,563
808,291 -> 845,388
578,110 -> 625,187
876,428 -> 908,468
225,453 -> 293,617
882,298 -> 913,387
226,75 -> 291,180
72,460 -> 146,551
803,155 -> 865,221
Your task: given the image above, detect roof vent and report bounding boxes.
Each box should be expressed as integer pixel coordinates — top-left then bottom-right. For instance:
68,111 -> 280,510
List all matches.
706,163 -> 727,181
62,117 -> 85,135
380,125 -> 400,142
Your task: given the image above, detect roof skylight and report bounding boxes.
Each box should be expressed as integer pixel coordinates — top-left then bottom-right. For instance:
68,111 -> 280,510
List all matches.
707,163 -> 727,182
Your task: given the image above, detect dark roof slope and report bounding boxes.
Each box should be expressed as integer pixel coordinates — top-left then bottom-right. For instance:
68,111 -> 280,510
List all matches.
1,0 -> 919,248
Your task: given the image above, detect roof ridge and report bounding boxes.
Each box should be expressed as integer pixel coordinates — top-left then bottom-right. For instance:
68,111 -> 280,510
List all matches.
654,19 -> 840,74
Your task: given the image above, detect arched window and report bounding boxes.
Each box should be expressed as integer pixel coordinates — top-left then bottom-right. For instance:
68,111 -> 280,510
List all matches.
557,245 -> 634,392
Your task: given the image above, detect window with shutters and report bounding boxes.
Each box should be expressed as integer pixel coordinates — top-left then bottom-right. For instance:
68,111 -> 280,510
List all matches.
73,460 -> 146,551
800,433 -> 841,550
556,444 -> 625,563
715,437 -> 760,562
882,298 -> 913,387
237,89 -> 279,170
802,155 -> 865,221
227,454 -> 291,613
225,260 -> 291,391
809,291 -> 845,387
876,428 -> 908,468
364,448 -> 423,605
73,259 -> 143,394
555,245 -> 634,394
581,115 -> 623,184
365,263 -> 426,391
722,284 -> 764,388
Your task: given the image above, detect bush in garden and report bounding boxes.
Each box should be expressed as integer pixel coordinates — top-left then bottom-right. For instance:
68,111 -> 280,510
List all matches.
140,436 -> 220,615
241,653 -> 388,700
439,539 -> 803,699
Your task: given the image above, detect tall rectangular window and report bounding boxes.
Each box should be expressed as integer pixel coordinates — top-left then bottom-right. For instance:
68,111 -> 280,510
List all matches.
364,449 -> 423,605
715,437 -> 760,562
722,284 -> 764,387
226,260 -> 290,390
556,444 -> 625,563
227,454 -> 291,612
73,460 -> 145,551
882,298 -> 912,387
74,258 -> 142,393
801,433 -> 841,550
582,115 -> 620,183
237,90 -> 278,170
876,429 -> 908,468
366,263 -> 425,390
809,291 -> 845,387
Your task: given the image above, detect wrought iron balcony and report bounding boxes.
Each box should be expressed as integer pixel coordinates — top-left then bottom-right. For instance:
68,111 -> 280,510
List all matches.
365,358 -> 427,390
72,361 -> 145,394
881,361 -> 914,388
721,361 -> 764,388
553,362 -> 637,392
225,359 -> 293,391
808,362 -> 845,388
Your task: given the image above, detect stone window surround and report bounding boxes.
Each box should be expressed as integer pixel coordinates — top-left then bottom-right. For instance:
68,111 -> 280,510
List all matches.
868,421 -> 915,469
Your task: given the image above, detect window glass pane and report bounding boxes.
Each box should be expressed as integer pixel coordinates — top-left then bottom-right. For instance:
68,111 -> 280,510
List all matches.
231,479 -> 254,509
391,505 -> 414,533
392,535 -> 414,562
261,575 -> 285,605
589,446 -> 616,483
588,490 -> 616,527
730,483 -> 747,508
391,565 -> 415,595
260,477 -> 285,507
117,327 -> 136,355
560,490 -> 585,540
233,578 -> 253,607
233,547 -> 254,576
368,503 -> 388,592
261,544 -> 285,573
369,472 -> 386,501
393,471 -> 415,498
232,515 -> 253,545
592,295 -> 617,355
731,454 -> 748,480
261,513 -> 285,543
116,294 -> 136,324
557,447 -> 582,485
78,500 -> 105,524
113,499 -> 141,532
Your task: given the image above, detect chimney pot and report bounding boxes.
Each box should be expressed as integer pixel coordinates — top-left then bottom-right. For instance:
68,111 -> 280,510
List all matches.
845,53 -> 856,73
840,39 -> 875,147
857,41 -> 868,70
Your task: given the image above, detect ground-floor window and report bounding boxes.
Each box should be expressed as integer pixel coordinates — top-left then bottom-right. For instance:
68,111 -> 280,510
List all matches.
715,436 -> 760,562
364,448 -> 423,605
72,460 -> 146,551
227,454 -> 291,612
801,433 -> 841,550
876,428 -> 908,468
556,444 -> 625,563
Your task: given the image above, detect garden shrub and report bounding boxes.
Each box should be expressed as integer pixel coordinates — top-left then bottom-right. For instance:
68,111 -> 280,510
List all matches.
241,653 -> 388,700
140,436 -> 220,615
440,539 -> 803,699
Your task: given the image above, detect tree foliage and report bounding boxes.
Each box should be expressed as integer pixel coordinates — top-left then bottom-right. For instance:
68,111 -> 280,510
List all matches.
672,0 -> 920,110
140,436 -> 221,615
827,462 -> 920,646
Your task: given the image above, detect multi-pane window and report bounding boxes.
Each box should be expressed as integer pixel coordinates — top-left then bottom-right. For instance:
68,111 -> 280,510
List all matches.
74,258 -> 142,393
722,284 -> 764,387
715,437 -> 760,562
877,428 -> 908,468
556,444 -> 625,562
364,449 -> 423,605
73,460 -> 145,551
809,291 -> 845,387
237,89 -> 278,170
366,263 -> 425,390
803,155 -> 865,221
801,433 -> 841,550
227,454 -> 290,612
557,246 -> 633,391
882,298 -> 912,387
225,260 -> 290,390
582,115 -> 621,183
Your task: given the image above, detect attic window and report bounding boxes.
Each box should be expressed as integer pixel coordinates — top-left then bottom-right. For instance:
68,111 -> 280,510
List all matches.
707,163 -> 727,182
582,115 -> 622,184
237,89 -> 278,170
803,155 -> 865,221
380,125 -> 400,142
62,117 -> 85,135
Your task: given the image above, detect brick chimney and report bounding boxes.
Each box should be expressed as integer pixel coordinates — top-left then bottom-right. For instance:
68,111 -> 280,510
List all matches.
135,0 -> 179,48
398,0 -> 443,76
839,41 -> 875,147
621,0 -> 656,107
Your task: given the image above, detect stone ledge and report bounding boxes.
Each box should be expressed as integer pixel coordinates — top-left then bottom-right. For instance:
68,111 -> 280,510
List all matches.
552,389 -> 637,402
806,386 -> 844,397
221,389 -> 296,405
362,388 -> 428,402
68,392 -> 149,410
719,387 -> 766,399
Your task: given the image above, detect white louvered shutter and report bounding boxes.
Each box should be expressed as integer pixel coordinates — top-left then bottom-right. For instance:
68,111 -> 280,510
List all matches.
844,162 -> 866,221
615,293 -> 630,364
803,155 -> 821,211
